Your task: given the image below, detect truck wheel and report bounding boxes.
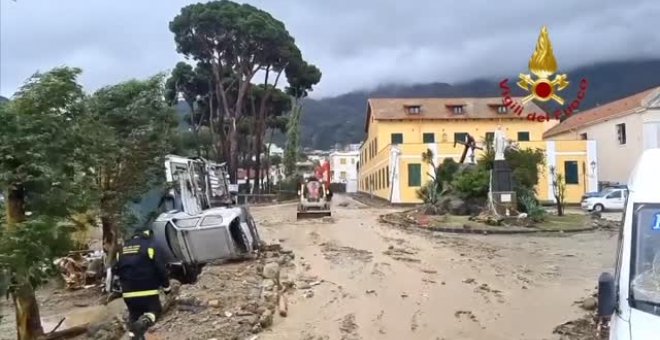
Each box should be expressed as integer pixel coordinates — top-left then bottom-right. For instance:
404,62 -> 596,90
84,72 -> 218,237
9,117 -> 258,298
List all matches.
593,204 -> 604,213
171,264 -> 202,284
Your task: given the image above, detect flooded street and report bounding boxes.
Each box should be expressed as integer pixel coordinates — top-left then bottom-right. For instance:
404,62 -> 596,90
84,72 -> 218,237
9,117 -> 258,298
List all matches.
0,195 -> 618,340
254,195 -> 617,340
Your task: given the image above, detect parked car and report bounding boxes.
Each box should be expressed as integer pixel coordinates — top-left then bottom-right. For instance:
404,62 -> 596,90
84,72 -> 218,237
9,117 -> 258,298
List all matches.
581,187 -> 628,212
581,184 -> 627,201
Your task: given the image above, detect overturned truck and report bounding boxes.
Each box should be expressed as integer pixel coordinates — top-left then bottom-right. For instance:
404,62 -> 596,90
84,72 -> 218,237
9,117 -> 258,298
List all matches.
109,155 -> 263,289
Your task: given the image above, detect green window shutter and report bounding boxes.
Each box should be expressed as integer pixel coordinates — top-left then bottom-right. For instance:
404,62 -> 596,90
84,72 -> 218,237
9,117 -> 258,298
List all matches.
454,132 -> 468,143
391,133 -> 403,144
517,131 -> 530,141
423,133 -> 435,143
408,163 -> 421,187
564,161 -> 579,184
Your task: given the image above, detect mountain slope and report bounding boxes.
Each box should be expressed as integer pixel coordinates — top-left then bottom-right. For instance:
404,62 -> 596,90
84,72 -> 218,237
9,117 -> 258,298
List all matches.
297,59 -> 660,150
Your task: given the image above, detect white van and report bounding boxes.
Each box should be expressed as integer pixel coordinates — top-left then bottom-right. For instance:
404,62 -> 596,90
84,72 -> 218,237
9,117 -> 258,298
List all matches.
597,148 -> 660,339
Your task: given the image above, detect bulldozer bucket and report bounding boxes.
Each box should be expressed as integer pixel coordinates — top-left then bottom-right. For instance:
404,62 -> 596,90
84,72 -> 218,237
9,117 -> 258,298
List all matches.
296,210 -> 332,220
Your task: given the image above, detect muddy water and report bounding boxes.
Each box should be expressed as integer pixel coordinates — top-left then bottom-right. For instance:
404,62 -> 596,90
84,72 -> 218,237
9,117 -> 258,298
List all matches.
253,195 -> 617,340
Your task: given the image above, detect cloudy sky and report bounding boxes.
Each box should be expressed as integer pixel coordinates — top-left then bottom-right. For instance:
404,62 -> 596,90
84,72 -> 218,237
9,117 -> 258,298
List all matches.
1,0 -> 659,99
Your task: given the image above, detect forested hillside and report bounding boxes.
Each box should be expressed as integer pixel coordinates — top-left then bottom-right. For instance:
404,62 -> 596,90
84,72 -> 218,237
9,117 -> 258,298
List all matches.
296,59 -> 660,149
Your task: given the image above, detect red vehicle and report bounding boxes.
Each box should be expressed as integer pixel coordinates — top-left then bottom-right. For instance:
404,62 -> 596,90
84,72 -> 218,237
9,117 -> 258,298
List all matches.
314,159 -> 332,201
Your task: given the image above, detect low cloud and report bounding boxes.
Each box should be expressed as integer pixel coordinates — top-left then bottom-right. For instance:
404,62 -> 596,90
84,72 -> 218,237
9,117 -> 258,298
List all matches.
1,0 -> 658,98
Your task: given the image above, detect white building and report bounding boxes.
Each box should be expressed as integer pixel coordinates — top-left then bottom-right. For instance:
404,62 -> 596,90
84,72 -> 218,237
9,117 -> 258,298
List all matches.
544,86 -> 660,185
268,144 -> 284,157
330,150 -> 359,192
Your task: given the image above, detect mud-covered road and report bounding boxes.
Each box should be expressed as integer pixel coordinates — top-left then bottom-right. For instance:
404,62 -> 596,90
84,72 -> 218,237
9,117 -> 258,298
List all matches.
253,195 -> 618,340
0,195 -> 618,340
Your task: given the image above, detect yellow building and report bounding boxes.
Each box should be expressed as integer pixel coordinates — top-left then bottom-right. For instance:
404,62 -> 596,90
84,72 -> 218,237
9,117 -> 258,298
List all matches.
357,97 -> 598,204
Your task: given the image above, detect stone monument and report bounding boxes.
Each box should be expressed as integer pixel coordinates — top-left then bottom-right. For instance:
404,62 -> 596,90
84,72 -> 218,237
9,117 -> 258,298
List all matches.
490,126 -> 515,215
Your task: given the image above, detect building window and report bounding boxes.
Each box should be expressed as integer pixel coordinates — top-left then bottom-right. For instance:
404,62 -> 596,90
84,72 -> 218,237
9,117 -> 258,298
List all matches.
340,171 -> 347,180
406,105 -> 421,114
517,131 -> 530,141
454,132 -> 468,143
452,106 -> 464,114
351,158 -> 355,164
497,105 -> 507,114
616,123 -> 626,145
580,133 -> 587,140
408,163 -> 421,187
423,133 -> 435,143
340,158 -> 347,165
391,133 -> 403,144
564,161 -> 579,184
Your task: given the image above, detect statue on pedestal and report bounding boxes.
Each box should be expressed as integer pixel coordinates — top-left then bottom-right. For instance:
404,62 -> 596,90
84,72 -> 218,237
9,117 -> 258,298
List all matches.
493,126 -> 508,160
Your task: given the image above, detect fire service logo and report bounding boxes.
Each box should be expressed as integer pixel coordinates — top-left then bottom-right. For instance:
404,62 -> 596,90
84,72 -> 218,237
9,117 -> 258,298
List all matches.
500,26 -> 588,122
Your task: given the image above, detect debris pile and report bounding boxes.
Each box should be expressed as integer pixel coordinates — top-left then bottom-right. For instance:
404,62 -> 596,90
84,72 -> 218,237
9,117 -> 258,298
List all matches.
591,216 -> 620,229
553,291 -> 604,340
54,250 -> 105,289
150,243 -> 296,339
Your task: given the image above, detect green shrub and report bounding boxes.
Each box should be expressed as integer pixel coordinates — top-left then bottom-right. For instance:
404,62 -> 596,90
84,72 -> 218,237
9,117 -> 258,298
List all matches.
452,168 -> 489,199
437,158 -> 459,185
519,191 -> 546,222
416,181 -> 441,204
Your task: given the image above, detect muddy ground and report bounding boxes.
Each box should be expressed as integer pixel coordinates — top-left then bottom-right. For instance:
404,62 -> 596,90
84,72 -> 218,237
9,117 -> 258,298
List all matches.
253,196 -> 618,340
0,195 -> 618,339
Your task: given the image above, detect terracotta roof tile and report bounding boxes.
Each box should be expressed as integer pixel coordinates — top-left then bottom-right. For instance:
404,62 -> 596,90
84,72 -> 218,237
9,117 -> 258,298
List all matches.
543,86 -> 660,138
367,97 -> 545,122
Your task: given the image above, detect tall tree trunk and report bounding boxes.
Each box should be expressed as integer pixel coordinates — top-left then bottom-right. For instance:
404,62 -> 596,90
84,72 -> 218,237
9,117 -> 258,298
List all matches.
229,120 -> 239,183
6,183 -> 44,340
265,129 -> 274,193
254,128 -> 263,194
12,275 -> 44,340
101,212 -> 120,269
6,184 -> 26,226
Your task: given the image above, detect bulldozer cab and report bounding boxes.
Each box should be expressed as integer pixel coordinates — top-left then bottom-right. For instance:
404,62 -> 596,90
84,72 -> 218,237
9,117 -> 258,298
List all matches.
297,178 -> 332,220
302,180 -> 325,200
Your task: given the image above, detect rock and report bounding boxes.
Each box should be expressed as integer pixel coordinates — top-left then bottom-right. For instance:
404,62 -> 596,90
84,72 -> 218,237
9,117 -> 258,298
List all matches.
262,243 -> 282,252
448,197 -> 468,215
208,299 -> 221,308
296,281 -> 311,290
262,262 -> 280,280
259,309 -> 274,327
262,279 -> 276,290
261,291 -> 278,306
581,297 -> 597,311
304,290 -> 314,298
225,311 -> 233,317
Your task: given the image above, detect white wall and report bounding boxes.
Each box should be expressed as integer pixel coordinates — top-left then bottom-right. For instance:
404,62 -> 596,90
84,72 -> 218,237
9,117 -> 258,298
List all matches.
570,113 -> 644,184
642,109 -> 660,149
330,151 -> 359,185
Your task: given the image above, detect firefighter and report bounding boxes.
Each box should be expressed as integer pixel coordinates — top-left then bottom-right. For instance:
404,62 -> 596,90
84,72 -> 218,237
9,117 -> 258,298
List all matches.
113,227 -> 171,339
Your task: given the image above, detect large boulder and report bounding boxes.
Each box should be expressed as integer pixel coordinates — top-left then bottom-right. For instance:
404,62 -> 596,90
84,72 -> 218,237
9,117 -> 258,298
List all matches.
435,195 -> 484,216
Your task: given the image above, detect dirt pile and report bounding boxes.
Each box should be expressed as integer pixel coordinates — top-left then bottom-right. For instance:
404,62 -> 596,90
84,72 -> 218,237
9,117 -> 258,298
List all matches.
553,292 -> 605,340
150,243 -> 295,340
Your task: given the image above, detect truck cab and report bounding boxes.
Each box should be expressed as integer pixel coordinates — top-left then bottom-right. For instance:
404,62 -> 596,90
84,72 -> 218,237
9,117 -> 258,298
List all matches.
597,148 -> 660,339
